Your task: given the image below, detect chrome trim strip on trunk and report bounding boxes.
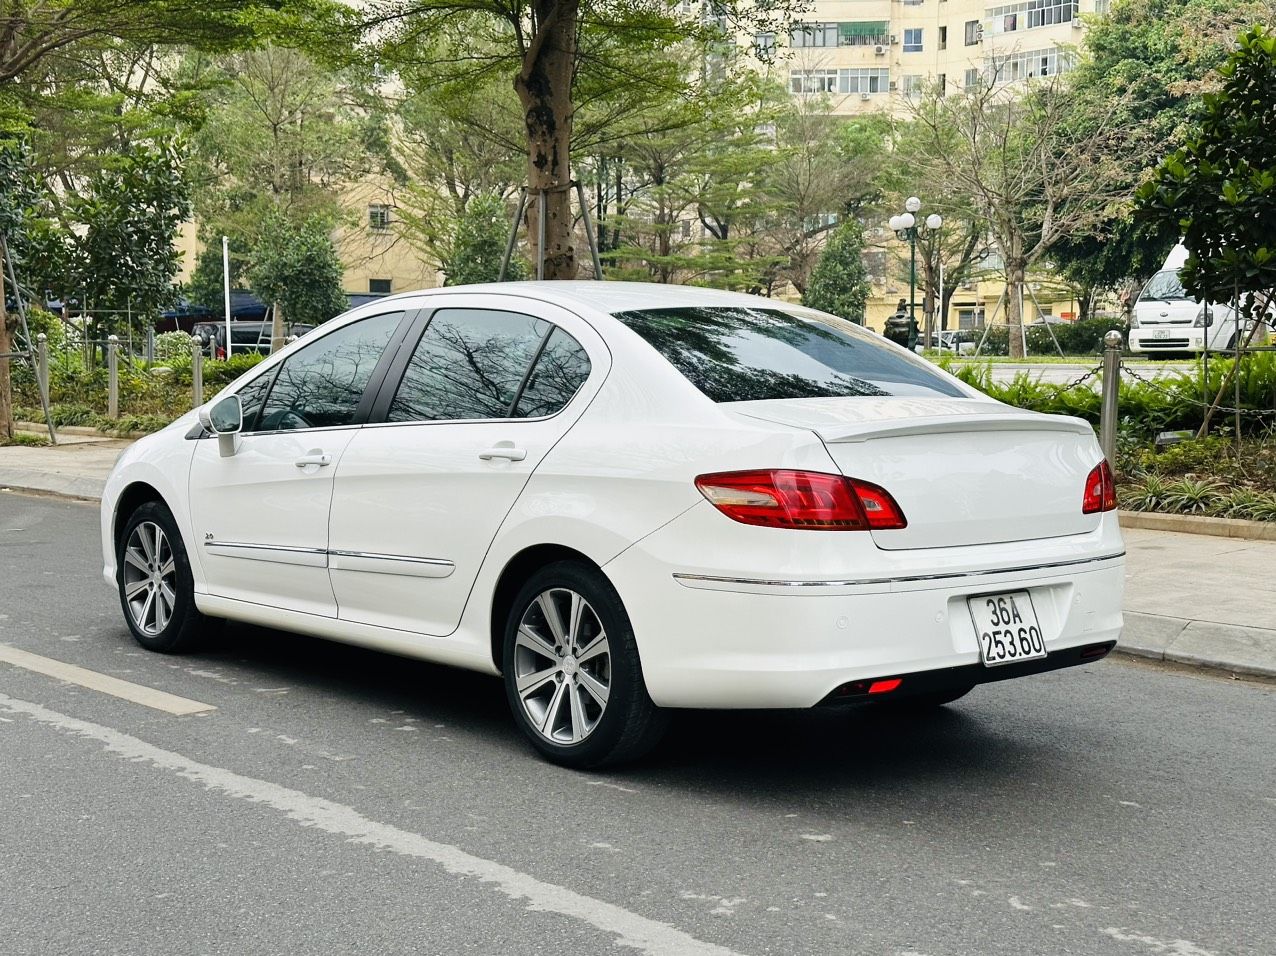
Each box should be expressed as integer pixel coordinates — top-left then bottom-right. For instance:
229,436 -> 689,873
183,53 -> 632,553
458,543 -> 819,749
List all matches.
672,552 -> 1126,589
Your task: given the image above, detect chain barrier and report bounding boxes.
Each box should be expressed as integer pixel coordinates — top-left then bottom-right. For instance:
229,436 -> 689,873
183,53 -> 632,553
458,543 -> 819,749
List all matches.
1120,364 -> 1276,419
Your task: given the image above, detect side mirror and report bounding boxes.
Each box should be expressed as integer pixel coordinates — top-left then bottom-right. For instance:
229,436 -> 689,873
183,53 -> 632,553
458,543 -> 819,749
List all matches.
198,395 -> 243,457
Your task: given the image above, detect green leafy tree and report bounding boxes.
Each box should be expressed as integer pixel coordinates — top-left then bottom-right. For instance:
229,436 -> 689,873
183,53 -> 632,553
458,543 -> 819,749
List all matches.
247,214 -> 347,339
1138,25 -> 1276,433
350,2 -> 802,280
803,218 -> 870,324
443,193 -> 525,285
0,137 -> 39,440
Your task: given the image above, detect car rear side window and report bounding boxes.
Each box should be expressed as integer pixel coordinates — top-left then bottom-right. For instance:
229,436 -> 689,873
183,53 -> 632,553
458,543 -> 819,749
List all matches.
613,306 -> 964,402
513,328 -> 591,418
256,312 -> 403,431
388,309 -> 551,422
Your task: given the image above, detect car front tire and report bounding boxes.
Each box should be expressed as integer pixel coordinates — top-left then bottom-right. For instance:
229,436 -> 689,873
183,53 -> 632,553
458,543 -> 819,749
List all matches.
116,500 -> 216,654
502,561 -> 668,769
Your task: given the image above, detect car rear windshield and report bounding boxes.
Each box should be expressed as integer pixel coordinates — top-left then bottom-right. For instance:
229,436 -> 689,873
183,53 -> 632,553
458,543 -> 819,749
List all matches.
613,306 -> 965,402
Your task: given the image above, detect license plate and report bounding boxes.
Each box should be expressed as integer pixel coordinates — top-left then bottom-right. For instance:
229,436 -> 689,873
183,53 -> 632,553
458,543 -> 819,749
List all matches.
1153,329 -> 1169,339
967,592 -> 1046,667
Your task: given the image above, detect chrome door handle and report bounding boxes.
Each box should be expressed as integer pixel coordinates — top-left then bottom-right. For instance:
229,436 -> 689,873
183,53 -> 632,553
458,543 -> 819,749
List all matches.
478,444 -> 527,462
294,453 -> 332,468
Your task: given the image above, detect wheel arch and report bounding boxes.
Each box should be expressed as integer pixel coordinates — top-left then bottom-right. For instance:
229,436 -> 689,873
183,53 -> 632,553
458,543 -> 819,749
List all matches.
113,481 -> 170,548
489,543 -> 609,673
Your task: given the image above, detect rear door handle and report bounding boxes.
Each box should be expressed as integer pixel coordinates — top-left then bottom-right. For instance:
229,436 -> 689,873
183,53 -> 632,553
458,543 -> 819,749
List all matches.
478,443 -> 527,462
295,453 -> 332,468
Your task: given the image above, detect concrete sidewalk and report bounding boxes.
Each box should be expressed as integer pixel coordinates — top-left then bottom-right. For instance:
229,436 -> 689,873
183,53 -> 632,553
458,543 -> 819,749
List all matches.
3,436 -> 1274,679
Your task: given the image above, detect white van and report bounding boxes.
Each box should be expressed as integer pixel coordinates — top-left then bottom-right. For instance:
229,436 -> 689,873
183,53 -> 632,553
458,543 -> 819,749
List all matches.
1129,244 -> 1273,355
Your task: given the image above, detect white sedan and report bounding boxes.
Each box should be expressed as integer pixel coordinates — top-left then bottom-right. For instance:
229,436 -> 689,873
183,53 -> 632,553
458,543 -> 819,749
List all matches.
101,282 -> 1124,767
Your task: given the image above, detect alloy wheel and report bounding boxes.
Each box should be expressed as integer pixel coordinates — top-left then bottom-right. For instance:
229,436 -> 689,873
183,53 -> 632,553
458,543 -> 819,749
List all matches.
122,521 -> 177,636
513,588 -> 612,745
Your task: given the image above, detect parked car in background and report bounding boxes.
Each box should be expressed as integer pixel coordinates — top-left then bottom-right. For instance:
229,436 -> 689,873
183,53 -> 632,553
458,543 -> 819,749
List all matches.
102,282 -> 1124,768
157,300 -> 217,334
1130,244 -> 1274,355
927,330 -> 977,354
191,319 -> 316,358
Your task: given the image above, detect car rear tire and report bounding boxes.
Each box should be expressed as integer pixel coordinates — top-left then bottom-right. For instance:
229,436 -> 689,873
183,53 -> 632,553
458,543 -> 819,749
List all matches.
116,501 -> 216,654
502,561 -> 668,769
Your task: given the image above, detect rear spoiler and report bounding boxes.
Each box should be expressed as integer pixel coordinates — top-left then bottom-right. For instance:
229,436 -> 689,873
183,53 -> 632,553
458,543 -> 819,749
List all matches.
815,412 -> 1094,444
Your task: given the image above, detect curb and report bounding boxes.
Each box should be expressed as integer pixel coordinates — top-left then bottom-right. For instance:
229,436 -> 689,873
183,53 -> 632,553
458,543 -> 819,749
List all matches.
1118,611 -> 1276,680
1118,510 -> 1276,542
16,420 -> 149,441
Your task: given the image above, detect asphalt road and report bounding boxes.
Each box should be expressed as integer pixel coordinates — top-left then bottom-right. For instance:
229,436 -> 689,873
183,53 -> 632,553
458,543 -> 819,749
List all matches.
2,493 -> 1273,956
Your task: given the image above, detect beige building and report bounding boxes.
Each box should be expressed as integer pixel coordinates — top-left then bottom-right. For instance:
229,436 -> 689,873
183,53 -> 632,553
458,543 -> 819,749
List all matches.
174,176 -> 442,301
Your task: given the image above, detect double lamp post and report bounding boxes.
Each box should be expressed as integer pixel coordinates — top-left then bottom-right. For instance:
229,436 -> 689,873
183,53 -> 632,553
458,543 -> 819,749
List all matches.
888,197 -> 943,347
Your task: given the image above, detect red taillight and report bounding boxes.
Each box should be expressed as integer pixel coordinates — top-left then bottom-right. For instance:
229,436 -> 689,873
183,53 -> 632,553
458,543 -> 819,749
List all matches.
868,678 -> 902,694
694,470 -> 907,531
1082,460 -> 1117,514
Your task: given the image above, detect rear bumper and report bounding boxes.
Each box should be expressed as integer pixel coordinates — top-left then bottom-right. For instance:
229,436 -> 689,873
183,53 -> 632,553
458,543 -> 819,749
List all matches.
604,507 -> 1125,709
817,639 -> 1116,706
1129,328 -> 1202,352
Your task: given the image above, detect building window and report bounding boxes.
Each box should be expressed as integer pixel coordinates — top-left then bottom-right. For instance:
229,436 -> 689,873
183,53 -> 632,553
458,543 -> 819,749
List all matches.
937,72 -> 947,93
985,46 -> 1074,83
903,28 -> 923,52
755,32 -> 775,55
369,278 -> 392,294
368,204 -> 391,231
964,67 -> 982,88
790,69 -> 839,94
938,25 -> 948,50
838,21 -> 890,46
902,74 -> 925,96
984,1 -> 1077,35
1093,0 -> 1111,12
838,68 -> 891,94
964,19 -> 981,45
790,22 -> 839,47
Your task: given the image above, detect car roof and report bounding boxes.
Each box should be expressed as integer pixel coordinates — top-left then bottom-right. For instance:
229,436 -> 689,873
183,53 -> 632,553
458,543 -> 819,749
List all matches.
371,281 -> 789,317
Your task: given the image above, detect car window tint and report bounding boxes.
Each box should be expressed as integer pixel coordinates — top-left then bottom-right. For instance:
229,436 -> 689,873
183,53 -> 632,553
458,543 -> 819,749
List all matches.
613,306 -> 964,402
236,370 -> 276,432
513,328 -> 591,418
256,312 -> 403,432
388,309 -> 549,422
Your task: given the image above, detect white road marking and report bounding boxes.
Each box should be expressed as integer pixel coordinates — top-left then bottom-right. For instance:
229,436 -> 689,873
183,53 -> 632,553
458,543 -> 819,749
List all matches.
1100,928 -> 1218,955
0,646 -> 215,716
0,693 -> 746,956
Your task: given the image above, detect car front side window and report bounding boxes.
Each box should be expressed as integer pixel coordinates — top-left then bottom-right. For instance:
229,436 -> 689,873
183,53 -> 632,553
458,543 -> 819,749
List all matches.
255,312 -> 404,432
387,309 -> 550,422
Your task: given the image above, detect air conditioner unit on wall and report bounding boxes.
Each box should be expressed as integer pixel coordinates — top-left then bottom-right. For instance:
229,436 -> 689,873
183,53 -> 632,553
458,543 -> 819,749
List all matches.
890,34 -> 899,44
874,44 -> 886,55
888,81 -> 898,91
860,92 -> 871,101
976,25 -> 984,43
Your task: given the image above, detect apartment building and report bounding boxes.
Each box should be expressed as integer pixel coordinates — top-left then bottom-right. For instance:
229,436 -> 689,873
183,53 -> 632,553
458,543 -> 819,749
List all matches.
776,0 -> 1109,116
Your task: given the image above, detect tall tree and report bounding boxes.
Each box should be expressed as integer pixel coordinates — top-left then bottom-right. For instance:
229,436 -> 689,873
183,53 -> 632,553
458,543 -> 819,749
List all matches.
803,218 -> 870,324
908,76 -> 1131,357
353,1 -> 800,279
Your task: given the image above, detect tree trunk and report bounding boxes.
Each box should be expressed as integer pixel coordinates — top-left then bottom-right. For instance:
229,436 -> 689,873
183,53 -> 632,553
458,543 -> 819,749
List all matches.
515,0 -> 579,280
0,294 -> 12,442
1077,286 -> 1094,323
1005,257 -> 1027,359
270,301 -> 285,353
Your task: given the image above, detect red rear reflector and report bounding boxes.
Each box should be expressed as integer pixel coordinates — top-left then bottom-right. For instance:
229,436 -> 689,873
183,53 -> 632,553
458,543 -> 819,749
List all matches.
1082,460 -> 1117,514
868,678 -> 902,694
694,470 -> 907,531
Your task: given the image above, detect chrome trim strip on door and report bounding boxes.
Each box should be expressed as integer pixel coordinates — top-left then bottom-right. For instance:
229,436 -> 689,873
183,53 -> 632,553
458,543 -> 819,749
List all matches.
327,550 -> 455,579
672,552 -> 1126,590
203,540 -> 329,569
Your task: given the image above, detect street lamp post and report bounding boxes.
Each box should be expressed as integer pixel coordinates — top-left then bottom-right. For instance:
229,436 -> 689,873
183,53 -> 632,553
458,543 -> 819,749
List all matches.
889,197 -> 943,350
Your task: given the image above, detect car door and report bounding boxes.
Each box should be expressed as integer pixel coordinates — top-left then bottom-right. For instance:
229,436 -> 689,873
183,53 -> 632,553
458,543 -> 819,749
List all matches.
188,310 -> 412,617
327,297 -> 602,635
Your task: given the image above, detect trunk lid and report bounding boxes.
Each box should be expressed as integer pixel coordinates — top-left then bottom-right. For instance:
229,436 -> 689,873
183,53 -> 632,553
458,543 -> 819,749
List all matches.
731,397 -> 1102,550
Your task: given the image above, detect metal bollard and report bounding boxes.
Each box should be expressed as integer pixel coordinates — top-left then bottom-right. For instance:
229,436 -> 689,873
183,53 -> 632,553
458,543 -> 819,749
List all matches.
190,334 -> 204,408
1099,330 -> 1122,463
107,334 -> 120,419
36,333 -> 49,409
146,327 -> 155,363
